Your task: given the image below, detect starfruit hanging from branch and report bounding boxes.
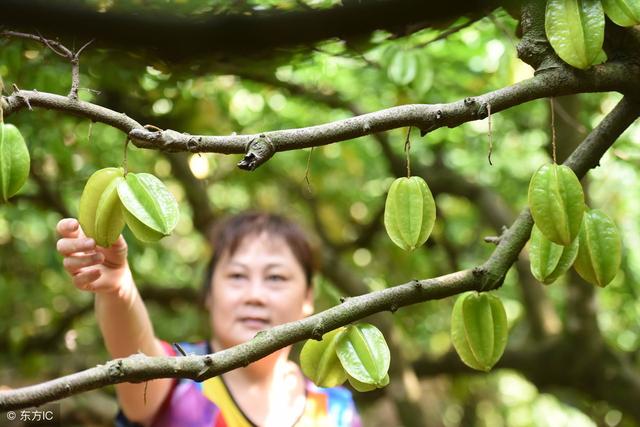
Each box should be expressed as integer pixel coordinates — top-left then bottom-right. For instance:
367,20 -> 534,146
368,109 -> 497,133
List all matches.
384,176 -> 436,251
545,0 -> 606,69
0,123 -> 30,203
602,0 -> 640,26
300,328 -> 348,388
528,163 -> 585,246
573,208 -> 622,287
117,172 -> 179,243
529,224 -> 579,284
336,323 -> 391,389
450,292 -> 508,372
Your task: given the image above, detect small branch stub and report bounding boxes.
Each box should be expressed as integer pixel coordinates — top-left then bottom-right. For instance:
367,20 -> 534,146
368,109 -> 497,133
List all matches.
237,134 -> 276,171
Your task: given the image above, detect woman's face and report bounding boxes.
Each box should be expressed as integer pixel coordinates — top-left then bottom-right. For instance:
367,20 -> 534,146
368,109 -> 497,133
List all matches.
207,232 -> 314,349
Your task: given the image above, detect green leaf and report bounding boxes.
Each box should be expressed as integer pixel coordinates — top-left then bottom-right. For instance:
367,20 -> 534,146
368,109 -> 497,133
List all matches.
336,323 -> 390,386
300,328 -> 348,388
602,0 -> 640,26
545,0 -> 605,69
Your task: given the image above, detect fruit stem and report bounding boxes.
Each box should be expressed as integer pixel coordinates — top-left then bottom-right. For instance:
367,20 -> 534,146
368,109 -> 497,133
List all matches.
404,126 -> 412,177
487,103 -> 493,166
550,97 -> 557,164
123,136 -> 129,175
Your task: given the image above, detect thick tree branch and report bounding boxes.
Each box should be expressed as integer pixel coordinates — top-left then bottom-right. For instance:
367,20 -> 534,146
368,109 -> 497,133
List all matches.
2,96 -> 637,410
0,0 -> 498,63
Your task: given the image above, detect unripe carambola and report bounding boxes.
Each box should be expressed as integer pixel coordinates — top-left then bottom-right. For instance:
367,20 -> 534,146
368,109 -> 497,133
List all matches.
117,172 -> 179,243
300,328 -> 348,388
384,176 -> 436,251
529,224 -> 579,285
528,163 -> 584,245
573,208 -> 621,287
451,292 -> 508,372
335,323 -> 390,388
0,123 -> 30,203
78,167 -> 126,247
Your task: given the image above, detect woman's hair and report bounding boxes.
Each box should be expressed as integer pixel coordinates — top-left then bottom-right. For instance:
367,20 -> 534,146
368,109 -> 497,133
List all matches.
202,211 -> 317,296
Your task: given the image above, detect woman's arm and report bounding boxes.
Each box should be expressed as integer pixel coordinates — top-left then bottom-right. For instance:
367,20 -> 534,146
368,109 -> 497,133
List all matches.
56,218 -> 172,425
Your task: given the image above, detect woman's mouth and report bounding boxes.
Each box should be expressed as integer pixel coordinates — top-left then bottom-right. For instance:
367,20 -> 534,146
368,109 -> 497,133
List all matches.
238,317 -> 270,329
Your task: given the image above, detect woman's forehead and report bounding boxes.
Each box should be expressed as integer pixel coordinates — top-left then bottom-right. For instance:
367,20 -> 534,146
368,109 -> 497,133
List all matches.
222,232 -> 297,264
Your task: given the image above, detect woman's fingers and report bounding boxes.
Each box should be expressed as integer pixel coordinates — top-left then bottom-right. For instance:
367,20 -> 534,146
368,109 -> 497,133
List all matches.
63,252 -> 105,274
56,218 -> 81,238
57,236 -> 96,256
71,268 -> 102,291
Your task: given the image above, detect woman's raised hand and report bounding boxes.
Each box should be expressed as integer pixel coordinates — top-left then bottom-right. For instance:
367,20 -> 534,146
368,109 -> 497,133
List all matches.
56,218 -> 131,294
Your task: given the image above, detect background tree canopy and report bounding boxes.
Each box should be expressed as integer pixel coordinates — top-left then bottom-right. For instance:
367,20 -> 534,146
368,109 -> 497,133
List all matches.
1,0 -> 640,426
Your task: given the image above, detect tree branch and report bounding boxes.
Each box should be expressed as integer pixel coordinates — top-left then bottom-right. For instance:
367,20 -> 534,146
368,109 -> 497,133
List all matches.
2,95 -> 637,410
0,0 -> 498,63
2,61 -> 638,169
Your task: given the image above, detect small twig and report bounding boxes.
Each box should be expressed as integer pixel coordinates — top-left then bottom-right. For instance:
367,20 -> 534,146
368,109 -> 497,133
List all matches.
550,97 -> 557,163
2,30 -> 91,100
414,17 -> 482,49
404,126 -> 412,177
13,84 -> 32,110
75,39 -> 94,57
487,103 -> 493,165
484,236 -> 501,245
173,343 -> 187,356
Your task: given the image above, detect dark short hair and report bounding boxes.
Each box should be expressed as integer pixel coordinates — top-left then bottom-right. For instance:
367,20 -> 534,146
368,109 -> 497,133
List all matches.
202,212 -> 317,296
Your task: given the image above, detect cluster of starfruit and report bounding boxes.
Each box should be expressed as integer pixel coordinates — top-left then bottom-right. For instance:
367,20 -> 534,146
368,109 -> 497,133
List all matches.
528,163 -> 621,288
79,167 -> 179,247
300,323 -> 390,392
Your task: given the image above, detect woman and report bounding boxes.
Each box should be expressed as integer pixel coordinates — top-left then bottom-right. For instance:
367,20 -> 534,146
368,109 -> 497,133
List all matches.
56,212 -> 361,427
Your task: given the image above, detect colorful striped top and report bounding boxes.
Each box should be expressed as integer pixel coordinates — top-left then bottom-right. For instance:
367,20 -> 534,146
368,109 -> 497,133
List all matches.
116,341 -> 362,427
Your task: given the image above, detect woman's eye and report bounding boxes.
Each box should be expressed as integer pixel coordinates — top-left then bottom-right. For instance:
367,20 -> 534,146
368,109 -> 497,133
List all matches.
267,274 -> 287,282
228,273 -> 246,280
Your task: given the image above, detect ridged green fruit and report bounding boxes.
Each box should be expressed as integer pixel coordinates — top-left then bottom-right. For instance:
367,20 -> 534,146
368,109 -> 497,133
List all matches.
117,172 -> 179,243
300,328 -> 348,388
545,0 -> 605,69
0,123 -> 30,202
336,323 -> 390,387
384,176 -> 436,251
602,0 -> 640,26
528,164 -> 584,246
78,167 -> 126,247
573,209 -> 621,287
529,224 -> 579,285
347,373 -> 389,392
451,292 -> 508,372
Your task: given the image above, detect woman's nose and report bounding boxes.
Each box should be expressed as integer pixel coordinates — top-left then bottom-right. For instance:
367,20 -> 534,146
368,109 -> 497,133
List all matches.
244,276 -> 267,303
